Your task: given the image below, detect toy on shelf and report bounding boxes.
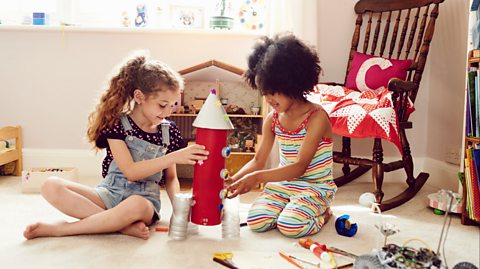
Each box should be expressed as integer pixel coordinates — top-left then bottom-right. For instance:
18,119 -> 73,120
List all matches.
225,104 -> 246,114
135,3 -> 147,27
210,0 -> 234,30
250,106 -> 260,115
228,117 -> 257,152
0,140 -> 8,151
121,11 -> 130,27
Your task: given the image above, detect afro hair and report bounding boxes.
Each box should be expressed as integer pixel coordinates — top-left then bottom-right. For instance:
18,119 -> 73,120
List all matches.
244,32 -> 321,100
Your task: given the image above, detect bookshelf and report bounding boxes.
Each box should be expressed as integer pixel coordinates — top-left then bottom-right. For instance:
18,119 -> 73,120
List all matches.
461,50 -> 480,226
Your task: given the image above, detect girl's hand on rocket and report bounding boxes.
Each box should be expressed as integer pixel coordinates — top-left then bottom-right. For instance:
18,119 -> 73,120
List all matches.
226,173 -> 259,198
169,144 -> 209,165
224,176 -> 236,187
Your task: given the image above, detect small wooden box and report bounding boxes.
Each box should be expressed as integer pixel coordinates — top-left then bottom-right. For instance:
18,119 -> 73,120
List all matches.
21,167 -> 78,193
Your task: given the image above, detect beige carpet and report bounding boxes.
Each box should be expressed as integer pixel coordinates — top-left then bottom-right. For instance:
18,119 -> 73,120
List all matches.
0,175 -> 478,269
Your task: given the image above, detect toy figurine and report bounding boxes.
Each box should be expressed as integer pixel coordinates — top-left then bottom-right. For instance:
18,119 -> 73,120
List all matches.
135,3 -> 147,27
121,11 -> 130,27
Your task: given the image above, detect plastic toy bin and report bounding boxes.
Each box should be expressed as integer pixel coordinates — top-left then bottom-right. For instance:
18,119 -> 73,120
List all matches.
22,167 -> 78,193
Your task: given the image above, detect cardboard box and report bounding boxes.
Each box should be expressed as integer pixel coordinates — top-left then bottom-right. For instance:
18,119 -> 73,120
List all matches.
22,167 -> 78,193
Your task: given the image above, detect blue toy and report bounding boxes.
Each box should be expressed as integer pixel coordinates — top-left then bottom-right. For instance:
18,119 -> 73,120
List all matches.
135,3 -> 147,27
335,214 -> 358,237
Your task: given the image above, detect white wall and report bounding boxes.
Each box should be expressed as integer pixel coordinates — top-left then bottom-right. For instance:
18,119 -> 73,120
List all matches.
0,28 -> 258,150
0,0 -> 470,186
317,1 -> 469,161
427,0 -> 470,163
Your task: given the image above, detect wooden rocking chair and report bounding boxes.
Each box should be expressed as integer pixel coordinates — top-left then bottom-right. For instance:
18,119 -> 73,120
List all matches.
324,0 -> 445,211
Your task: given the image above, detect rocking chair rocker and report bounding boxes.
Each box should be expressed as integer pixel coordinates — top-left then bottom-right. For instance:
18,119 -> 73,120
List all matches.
317,0 -> 445,211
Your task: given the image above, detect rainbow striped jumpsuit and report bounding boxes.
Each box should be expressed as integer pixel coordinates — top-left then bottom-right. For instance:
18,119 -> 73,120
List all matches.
246,108 -> 337,238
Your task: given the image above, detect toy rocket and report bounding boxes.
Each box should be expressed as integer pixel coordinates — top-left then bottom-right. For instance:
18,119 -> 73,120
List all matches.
191,89 -> 234,226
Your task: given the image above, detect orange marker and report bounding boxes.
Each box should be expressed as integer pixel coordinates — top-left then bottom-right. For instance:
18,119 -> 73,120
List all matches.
155,227 -> 169,232
298,238 -> 329,260
299,238 -> 358,259
279,251 -> 304,269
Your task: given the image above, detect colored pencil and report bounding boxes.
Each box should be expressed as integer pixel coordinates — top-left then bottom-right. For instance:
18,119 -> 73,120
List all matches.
279,251 -> 304,269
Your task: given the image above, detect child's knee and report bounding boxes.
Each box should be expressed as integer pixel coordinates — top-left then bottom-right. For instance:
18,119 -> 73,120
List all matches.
277,215 -> 320,238
246,213 -> 277,232
123,195 -> 154,221
277,221 -> 308,238
40,176 -> 65,199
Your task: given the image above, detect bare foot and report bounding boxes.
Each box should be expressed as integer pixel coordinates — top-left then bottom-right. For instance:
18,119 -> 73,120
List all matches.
23,221 -> 66,240
323,207 -> 333,225
120,221 -> 150,240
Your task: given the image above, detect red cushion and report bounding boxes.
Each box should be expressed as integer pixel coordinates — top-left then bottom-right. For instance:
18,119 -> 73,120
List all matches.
345,52 -> 413,92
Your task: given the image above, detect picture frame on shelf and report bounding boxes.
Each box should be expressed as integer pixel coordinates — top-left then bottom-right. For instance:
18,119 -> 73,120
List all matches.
170,5 -> 204,29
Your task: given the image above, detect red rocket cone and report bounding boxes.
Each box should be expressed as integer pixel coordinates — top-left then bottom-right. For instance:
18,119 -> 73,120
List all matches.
191,89 -> 234,226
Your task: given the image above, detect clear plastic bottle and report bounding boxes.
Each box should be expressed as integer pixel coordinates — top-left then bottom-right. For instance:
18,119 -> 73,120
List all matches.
221,196 -> 240,239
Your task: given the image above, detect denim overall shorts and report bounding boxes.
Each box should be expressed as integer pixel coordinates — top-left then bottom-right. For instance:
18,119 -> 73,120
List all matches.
94,115 -> 170,223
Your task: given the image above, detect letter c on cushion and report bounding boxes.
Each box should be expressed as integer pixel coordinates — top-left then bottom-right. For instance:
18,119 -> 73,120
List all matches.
345,52 -> 413,92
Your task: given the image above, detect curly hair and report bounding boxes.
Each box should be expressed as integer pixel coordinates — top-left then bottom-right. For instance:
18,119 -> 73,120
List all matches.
87,52 -> 184,148
244,32 -> 321,100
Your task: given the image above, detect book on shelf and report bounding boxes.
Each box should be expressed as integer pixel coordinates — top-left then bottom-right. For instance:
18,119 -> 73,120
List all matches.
466,70 -> 480,137
466,89 -> 472,136
472,70 -> 480,137
464,156 -> 472,218
464,145 -> 480,221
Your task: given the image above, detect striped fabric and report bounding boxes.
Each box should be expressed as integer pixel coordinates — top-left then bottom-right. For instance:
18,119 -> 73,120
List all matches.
246,108 -> 336,238
274,109 -> 333,182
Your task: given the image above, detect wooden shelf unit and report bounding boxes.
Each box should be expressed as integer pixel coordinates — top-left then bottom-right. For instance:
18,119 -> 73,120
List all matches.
461,51 -> 480,226
0,126 -> 22,176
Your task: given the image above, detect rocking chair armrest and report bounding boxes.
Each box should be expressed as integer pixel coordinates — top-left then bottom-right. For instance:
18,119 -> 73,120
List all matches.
319,82 -> 345,86
389,78 -> 417,123
388,78 -> 418,94
400,121 -> 413,129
